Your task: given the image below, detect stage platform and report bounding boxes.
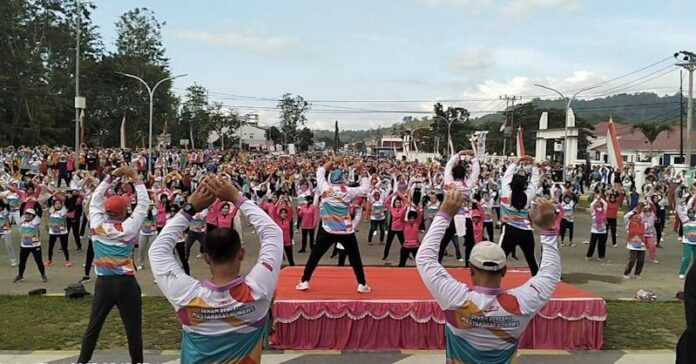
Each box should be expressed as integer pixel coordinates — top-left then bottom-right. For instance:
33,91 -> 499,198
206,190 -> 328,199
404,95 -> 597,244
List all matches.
271,267 -> 606,351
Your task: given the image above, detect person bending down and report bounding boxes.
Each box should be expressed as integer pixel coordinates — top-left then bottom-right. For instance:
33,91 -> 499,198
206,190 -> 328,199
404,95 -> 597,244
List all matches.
416,191 -> 561,364
149,176 -> 283,364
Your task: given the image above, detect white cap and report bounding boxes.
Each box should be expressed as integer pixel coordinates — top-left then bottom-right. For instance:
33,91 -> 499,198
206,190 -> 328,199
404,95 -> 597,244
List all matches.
469,241 -> 507,271
24,208 -> 36,216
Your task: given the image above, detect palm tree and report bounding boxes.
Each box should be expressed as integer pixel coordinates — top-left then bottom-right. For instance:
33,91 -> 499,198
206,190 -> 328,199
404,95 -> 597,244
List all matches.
633,121 -> 673,157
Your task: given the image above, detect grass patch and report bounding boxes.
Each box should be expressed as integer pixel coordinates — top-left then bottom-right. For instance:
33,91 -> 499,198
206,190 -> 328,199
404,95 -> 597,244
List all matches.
0,296 -> 687,351
604,300 -> 685,350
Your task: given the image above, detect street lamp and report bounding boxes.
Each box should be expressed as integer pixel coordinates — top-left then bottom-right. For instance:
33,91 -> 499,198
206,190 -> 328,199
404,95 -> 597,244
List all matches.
434,107 -> 469,157
116,72 -> 187,175
534,83 -> 598,182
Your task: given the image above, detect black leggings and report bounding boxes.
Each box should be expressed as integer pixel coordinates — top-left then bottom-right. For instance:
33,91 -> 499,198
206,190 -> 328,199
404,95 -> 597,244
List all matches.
368,220 -> 386,243
174,242 -> 190,275
399,247 -> 419,267
607,218 -> 617,245
438,219 -> 474,265
301,229 -> 315,251
484,221 -> 494,242
79,213 -> 89,237
624,250 -> 645,276
48,234 -> 70,261
560,219 -> 574,243
185,232 -> 206,259
383,230 -> 404,260
78,276 -> 143,364
67,218 -> 82,250
301,226 -> 366,285
284,245 -> 295,266
500,224 -> 538,276
18,246 -> 45,277
587,232 -> 608,259
84,239 -> 94,277
437,222 -> 462,262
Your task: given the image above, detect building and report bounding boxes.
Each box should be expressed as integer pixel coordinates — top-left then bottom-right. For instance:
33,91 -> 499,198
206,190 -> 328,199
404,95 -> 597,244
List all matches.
235,117 -> 267,150
591,120 -> 696,166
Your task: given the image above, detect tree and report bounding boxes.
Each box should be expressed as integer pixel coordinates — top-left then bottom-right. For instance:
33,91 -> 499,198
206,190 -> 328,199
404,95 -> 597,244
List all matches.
178,84 -> 209,148
296,127 -> 314,151
432,103 -> 471,155
266,126 -> 282,145
333,120 -> 341,151
633,121 -> 673,157
277,93 -> 311,146
207,102 -> 241,150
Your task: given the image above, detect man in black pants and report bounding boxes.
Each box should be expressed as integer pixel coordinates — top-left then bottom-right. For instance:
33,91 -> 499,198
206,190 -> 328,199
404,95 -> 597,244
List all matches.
296,157 -> 371,293
77,166 -> 150,364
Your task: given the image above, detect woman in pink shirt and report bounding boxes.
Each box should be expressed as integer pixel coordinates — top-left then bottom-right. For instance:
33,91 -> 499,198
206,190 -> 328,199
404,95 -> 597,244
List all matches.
298,195 -> 318,253
205,199 -> 225,231
216,203 -> 234,229
383,194 -> 409,262
274,207 -> 295,266
399,209 -> 422,267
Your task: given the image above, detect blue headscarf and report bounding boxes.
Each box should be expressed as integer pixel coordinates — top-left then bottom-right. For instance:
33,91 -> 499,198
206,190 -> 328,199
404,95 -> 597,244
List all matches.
330,169 -> 344,184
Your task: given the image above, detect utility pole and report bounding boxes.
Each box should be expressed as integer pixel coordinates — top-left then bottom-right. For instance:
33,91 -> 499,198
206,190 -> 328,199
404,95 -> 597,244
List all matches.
681,70 -> 685,162
74,0 -> 83,169
500,95 -> 520,156
675,51 -> 696,166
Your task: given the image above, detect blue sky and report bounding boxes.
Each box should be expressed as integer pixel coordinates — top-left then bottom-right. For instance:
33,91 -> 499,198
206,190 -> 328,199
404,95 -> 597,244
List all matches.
90,0 -> 695,130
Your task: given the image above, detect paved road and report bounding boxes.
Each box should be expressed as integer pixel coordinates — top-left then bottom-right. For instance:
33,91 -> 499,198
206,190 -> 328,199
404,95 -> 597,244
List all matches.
0,350 -> 678,364
0,213 -> 688,300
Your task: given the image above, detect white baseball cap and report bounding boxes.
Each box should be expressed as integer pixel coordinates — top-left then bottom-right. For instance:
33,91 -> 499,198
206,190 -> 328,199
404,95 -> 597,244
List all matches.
24,208 -> 36,216
469,241 -> 507,271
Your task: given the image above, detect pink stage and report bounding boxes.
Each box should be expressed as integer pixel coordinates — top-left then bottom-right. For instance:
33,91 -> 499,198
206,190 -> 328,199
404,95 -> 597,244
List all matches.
271,267 -> 606,350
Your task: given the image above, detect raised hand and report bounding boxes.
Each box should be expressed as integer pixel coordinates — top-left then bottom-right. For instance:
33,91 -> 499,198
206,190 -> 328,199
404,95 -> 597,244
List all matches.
204,176 -> 242,204
440,190 -> 463,216
530,197 -> 555,230
188,178 -> 217,212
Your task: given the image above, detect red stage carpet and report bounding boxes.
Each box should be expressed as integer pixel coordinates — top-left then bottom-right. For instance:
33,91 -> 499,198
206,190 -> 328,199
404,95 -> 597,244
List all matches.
271,267 -> 606,351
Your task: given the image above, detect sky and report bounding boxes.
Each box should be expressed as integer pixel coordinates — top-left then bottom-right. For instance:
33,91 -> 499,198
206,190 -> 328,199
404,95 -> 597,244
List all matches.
90,0 -> 696,130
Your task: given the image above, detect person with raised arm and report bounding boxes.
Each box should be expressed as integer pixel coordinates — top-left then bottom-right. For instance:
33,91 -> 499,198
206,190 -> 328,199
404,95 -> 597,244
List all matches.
149,176 -> 283,364
416,190 -> 561,364
77,166 -> 150,364
296,155 -> 371,293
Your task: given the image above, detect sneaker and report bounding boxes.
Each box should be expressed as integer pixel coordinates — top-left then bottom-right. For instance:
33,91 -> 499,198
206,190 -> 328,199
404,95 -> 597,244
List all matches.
457,258 -> 465,263
357,284 -> 371,293
136,265 -> 144,271
560,242 -> 565,247
584,257 -> 591,261
196,253 -> 202,259
582,241 -> 588,245
41,275 -> 48,282
79,276 -> 91,283
679,274 -> 686,279
12,275 -> 23,283
612,244 -> 618,248
651,259 -> 659,264
634,275 -> 641,280
65,261 -> 72,267
569,243 -> 576,248
657,244 -> 664,249
295,281 -> 310,291
622,274 -> 631,280
10,259 -> 17,267
597,257 -> 605,262
45,260 -> 53,266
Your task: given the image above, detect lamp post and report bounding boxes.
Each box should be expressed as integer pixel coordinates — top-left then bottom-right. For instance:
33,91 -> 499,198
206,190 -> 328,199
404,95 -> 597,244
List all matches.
534,83 -> 598,182
117,72 -> 187,175
434,107 -> 469,158
675,51 -> 696,166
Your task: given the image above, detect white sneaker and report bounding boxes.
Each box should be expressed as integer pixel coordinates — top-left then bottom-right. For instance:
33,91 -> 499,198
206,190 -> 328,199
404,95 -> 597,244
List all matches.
623,274 -> 631,279
136,265 -> 144,270
357,284 -> 371,293
457,258 -> 465,263
295,281 -> 310,291
10,259 -> 17,267
196,253 -> 202,259
651,259 -> 659,264
679,274 -> 686,279
584,257 -> 591,261
634,275 -> 641,280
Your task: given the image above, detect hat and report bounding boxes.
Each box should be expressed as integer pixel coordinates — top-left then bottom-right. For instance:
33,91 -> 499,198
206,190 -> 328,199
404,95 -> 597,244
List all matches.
469,241 -> 507,271
329,169 -> 343,184
105,196 -> 131,215
24,208 -> 36,216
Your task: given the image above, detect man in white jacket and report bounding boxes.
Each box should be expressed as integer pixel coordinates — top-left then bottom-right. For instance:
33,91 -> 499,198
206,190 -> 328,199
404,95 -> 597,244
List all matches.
78,166 -> 150,364
416,190 -> 560,364
149,176 -> 283,364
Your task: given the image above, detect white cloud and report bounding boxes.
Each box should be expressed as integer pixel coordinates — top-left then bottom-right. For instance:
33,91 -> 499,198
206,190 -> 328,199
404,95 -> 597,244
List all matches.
501,0 -> 581,17
172,30 -> 298,52
450,49 -> 494,72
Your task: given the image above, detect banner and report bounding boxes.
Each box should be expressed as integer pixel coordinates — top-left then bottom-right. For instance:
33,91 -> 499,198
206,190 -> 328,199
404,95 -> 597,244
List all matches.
516,127 -> 525,157
120,115 -> 126,149
79,111 -> 85,146
606,118 -> 624,170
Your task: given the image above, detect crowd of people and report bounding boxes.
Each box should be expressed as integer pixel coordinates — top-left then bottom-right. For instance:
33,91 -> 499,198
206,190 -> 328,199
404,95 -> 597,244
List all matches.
0,138 -> 695,362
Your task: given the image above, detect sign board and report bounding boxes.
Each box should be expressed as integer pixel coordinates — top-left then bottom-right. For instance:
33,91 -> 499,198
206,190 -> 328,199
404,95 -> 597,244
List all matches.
553,141 -> 563,152
287,143 -> 296,155
179,139 -> 189,146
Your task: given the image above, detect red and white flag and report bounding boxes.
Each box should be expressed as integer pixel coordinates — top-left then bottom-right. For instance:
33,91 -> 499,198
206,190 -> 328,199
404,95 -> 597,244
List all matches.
516,127 -> 525,157
606,118 -> 623,170
79,110 -> 85,145
120,115 -> 126,149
